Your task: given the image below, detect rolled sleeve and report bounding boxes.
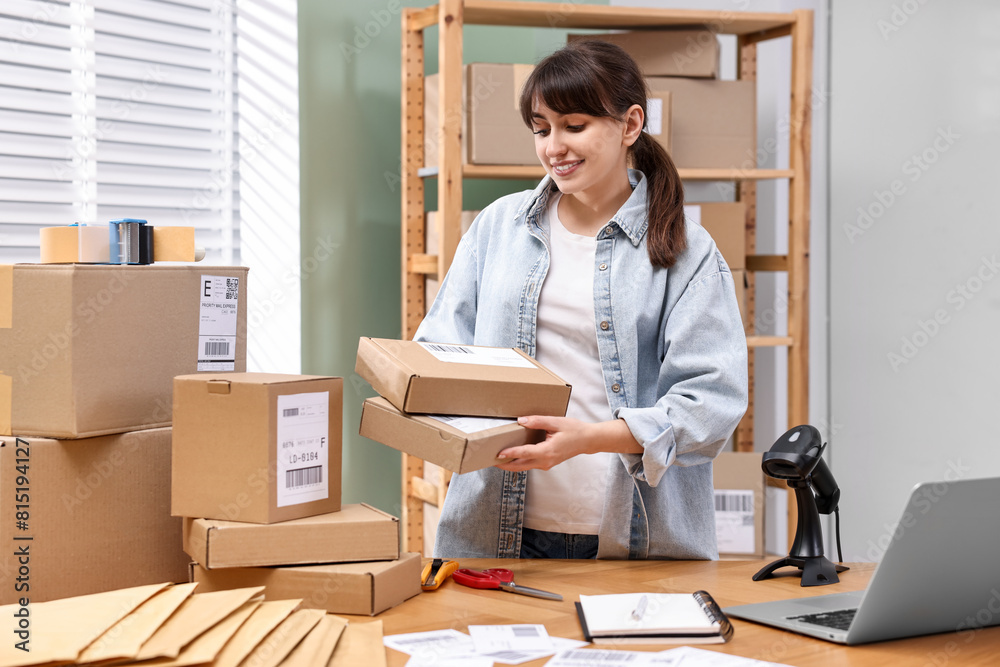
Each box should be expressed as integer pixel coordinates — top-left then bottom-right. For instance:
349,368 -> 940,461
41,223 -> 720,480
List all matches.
614,267 -> 748,487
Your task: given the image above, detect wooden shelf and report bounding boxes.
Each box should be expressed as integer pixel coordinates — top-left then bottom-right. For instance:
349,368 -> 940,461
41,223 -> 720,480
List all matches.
419,165 -> 796,181
401,0 -> 814,556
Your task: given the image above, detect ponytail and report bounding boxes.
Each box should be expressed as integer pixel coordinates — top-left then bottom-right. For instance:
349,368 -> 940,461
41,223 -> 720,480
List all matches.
631,131 -> 686,268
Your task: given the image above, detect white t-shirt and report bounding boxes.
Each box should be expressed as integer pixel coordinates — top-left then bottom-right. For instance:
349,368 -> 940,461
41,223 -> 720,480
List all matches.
523,193 -> 613,535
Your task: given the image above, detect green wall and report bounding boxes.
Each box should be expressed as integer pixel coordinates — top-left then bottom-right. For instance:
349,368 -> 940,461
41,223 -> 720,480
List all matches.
298,0 -> 608,516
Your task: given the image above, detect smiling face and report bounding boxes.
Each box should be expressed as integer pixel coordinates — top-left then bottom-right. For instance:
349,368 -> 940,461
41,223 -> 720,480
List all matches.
529,102 -> 638,206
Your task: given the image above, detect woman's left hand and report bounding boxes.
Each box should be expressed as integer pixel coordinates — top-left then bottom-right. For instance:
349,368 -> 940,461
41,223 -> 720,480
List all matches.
494,415 -> 643,472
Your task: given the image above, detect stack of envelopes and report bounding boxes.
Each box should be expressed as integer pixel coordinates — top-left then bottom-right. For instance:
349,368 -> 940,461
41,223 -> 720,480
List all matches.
0,582 -> 389,667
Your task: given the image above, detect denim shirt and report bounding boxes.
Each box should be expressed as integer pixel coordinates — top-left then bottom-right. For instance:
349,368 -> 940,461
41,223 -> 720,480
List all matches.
414,170 -> 748,560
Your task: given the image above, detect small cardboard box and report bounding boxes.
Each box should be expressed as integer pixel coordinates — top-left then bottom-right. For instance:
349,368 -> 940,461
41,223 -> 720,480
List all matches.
172,373 -> 343,524
713,451 -> 766,558
644,90 -> 672,155
190,552 -> 422,616
684,202 -> 746,270
355,337 -> 571,418
0,428 -> 188,604
360,397 -> 544,474
183,503 -> 400,569
645,77 -> 755,170
569,30 -> 720,78
0,264 -> 248,438
425,63 -> 538,167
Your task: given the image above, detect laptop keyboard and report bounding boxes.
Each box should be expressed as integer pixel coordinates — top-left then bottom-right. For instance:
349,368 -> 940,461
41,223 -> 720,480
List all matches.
787,608 -> 857,631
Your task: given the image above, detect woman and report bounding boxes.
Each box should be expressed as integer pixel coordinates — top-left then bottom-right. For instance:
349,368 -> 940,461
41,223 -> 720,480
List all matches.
414,40 -> 748,560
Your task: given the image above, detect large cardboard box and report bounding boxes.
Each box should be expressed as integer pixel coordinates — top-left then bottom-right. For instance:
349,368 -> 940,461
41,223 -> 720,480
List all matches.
684,202 -> 746,270
183,503 -> 400,569
713,451 -> 766,558
569,30 -> 720,78
190,552 -> 422,616
172,373 -> 343,524
645,77 -> 755,169
356,337 -> 571,418
0,428 -> 188,603
360,397 -> 544,474
425,210 -> 480,305
644,90 -> 672,155
0,264 -> 248,438
425,63 -> 539,167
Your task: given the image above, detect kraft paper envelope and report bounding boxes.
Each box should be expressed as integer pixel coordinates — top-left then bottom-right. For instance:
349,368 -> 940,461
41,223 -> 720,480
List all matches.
280,615 -> 348,667
138,600 -> 261,667
0,582 -> 168,667
212,599 -> 302,667
236,608 -> 325,667
329,620 -> 386,667
77,583 -> 199,663
135,587 -> 265,661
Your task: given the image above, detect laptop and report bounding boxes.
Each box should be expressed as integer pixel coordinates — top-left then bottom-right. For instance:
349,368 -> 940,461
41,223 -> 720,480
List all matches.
724,476 -> 1000,645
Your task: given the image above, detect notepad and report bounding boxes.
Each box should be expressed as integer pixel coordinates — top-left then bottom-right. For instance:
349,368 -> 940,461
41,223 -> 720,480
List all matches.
575,591 -> 734,645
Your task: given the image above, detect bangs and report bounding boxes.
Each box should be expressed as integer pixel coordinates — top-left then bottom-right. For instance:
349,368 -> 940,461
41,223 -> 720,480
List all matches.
519,54 -> 615,126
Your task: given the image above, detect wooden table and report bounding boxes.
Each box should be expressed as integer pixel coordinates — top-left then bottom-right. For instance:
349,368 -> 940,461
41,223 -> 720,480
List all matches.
350,558 -> 1000,666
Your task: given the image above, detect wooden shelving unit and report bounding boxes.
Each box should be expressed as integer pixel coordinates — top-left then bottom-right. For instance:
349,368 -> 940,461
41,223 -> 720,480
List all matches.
400,0 -> 813,555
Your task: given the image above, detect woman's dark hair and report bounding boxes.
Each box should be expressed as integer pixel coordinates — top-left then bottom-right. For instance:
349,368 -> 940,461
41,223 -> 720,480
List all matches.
518,40 -> 685,268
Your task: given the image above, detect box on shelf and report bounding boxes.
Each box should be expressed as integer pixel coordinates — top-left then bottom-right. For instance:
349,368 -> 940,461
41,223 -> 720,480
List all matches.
425,63 -> 539,167
425,210 -> 480,305
684,202 -> 746,271
0,428 -> 188,604
644,90 -> 672,155
172,373 -> 343,524
0,264 -> 248,438
568,30 -> 720,78
183,503 -> 400,569
190,552 -> 422,616
360,397 -> 544,474
645,77 -> 755,170
713,451 -> 766,558
355,337 -> 571,418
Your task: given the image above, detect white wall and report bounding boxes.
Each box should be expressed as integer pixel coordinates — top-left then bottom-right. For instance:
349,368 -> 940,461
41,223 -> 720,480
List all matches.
830,1 -> 1000,561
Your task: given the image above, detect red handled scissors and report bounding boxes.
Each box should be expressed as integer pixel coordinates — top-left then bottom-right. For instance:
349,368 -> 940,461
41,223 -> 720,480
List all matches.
452,568 -> 563,601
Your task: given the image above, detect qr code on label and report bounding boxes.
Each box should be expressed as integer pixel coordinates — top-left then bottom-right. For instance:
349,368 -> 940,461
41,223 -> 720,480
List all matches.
225,278 -> 239,299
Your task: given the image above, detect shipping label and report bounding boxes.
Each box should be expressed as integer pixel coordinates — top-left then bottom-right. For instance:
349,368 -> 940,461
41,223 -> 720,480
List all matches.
428,414 -> 517,434
418,342 -> 535,369
198,275 -> 239,371
714,489 -> 755,554
276,391 -> 329,507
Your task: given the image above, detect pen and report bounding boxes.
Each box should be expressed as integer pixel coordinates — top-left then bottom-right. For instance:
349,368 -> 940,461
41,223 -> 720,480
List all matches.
631,594 -> 648,621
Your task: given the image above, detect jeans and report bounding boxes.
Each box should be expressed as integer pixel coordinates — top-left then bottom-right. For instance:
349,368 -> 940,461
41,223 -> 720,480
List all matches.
519,527 -> 599,559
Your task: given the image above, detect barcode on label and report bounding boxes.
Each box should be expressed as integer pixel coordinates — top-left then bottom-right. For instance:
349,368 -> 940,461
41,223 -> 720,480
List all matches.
424,343 -> 472,354
715,491 -> 754,513
283,408 -> 299,417
225,277 -> 238,299
286,465 -> 322,489
204,341 -> 230,356
512,626 -> 540,638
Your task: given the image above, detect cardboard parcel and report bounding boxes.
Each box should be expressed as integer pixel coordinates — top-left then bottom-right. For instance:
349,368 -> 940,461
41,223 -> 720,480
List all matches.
184,503 -> 400,569
0,264 -> 248,438
0,428 -> 188,604
360,396 -> 545,474
172,373 -> 343,524
356,337 -> 571,418
191,552 -> 423,616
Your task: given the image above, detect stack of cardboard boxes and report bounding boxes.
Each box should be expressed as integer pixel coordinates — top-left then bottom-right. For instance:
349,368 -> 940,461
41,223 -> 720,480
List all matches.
0,264 -> 248,603
356,337 -> 571,474
172,372 -> 422,616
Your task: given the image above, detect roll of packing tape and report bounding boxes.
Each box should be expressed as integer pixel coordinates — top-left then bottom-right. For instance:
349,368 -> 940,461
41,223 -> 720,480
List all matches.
39,225 -> 110,263
152,226 -> 198,262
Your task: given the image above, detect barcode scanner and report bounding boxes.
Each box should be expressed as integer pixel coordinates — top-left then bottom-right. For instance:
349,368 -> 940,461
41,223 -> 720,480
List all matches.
754,425 -> 849,587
